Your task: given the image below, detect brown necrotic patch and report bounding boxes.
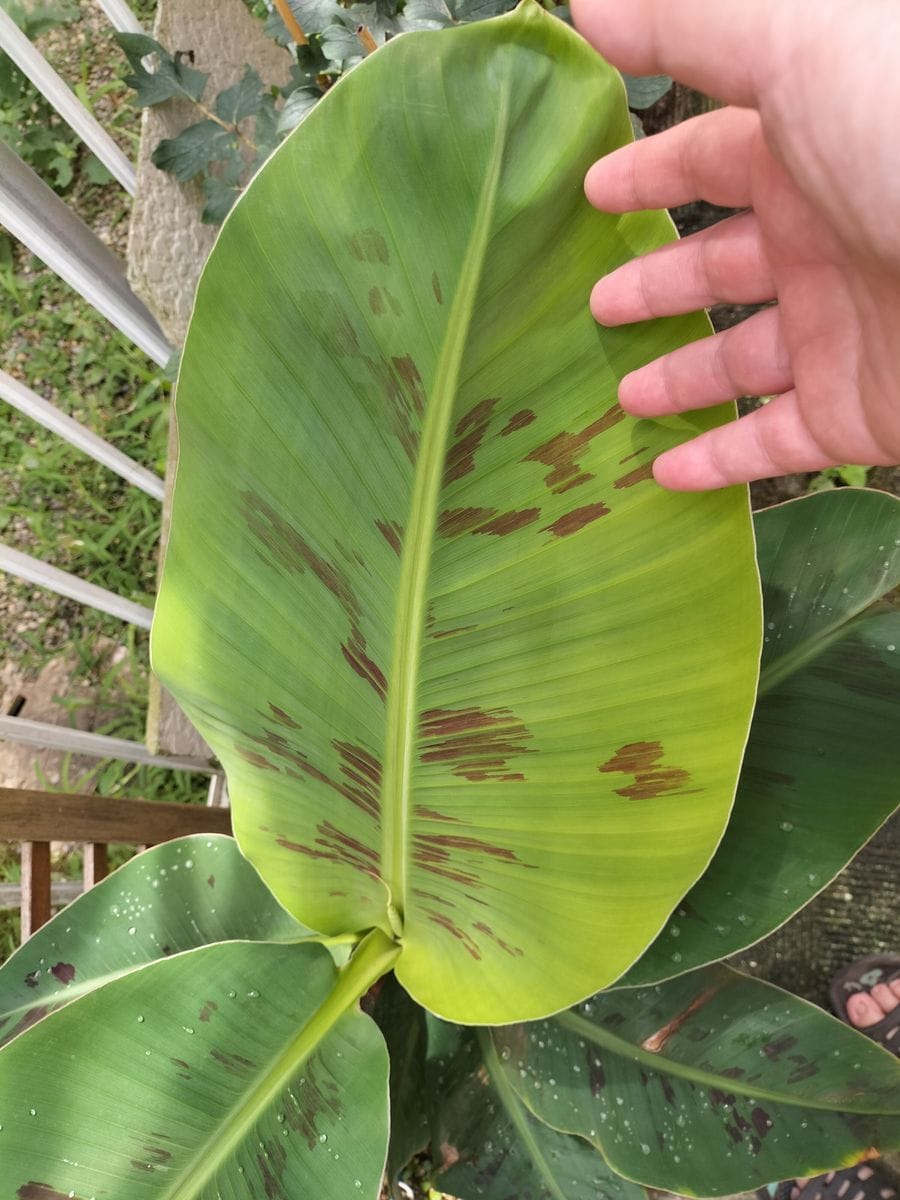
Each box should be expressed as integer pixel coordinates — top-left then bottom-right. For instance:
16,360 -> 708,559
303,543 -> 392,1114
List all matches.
501,409 -> 536,436
472,920 -> 523,958
210,1048 -> 256,1074
266,703 -> 302,729
363,355 -> 420,464
640,985 -> 719,1052
419,705 -> 535,782
392,355 -> 425,415
542,502 -> 610,538
599,741 -> 696,801
347,228 -> 389,264
243,492 -> 387,704
199,1000 -> 218,1023
430,624 -> 478,640
17,1186 -> 72,1200
437,506 -> 540,538
424,909 -> 482,960
235,746 -> 278,771
443,397 -> 498,486
524,402 -> 625,493
284,1052 -> 344,1149
50,962 -> 74,985
413,805 -> 466,823
375,518 -> 403,555
614,461 -> 655,489
368,286 -> 385,316
252,727 -> 381,820
277,819 -> 379,879
307,291 -> 360,358
432,271 -> 443,304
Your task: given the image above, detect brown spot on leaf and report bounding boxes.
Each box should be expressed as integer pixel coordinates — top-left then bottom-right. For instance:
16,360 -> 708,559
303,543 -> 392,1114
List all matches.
542,502 -> 610,537
476,508 -> 540,536
472,920 -> 523,957
414,806 -> 465,822
425,909 -> 482,959
599,741 -> 696,801
524,403 -> 626,493
641,986 -> 718,1052
375,518 -> 403,555
277,819 -> 379,879
267,704 -> 302,729
419,705 -> 535,783
171,1057 -> 191,1079
501,409 -> 536,436
431,624 -> 478,640
284,1052 -> 344,1149
363,355 -> 419,463
342,623 -> 388,701
199,1000 -> 218,1023
235,745 -> 277,771
24,970 -> 40,988
50,963 -> 75,986
17,1186 -> 71,1200
588,1053 -> 606,1095
614,461 -> 655,488
721,1066 -> 745,1079
786,1054 -> 818,1083
432,271 -> 443,304
258,1138 -> 288,1200
210,1048 -> 256,1074
207,875 -> 215,888
659,1074 -> 677,1105
751,1107 -> 773,1138
392,355 -> 425,415
437,504 -> 539,538
347,228 -> 389,264
763,1034 -> 798,1061
368,286 -> 385,316
444,397 -> 498,485
260,728 -> 380,820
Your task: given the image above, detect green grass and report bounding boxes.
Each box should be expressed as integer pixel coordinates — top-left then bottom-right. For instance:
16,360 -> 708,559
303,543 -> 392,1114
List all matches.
0,0 -> 207,957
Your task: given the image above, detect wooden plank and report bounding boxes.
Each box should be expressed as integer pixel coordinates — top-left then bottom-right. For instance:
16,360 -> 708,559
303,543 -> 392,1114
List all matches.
83,843 -> 108,888
0,788 -> 231,844
21,841 -> 51,938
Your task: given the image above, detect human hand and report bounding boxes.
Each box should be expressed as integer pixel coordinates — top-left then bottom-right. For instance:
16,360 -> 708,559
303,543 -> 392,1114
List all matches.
571,0 -> 900,490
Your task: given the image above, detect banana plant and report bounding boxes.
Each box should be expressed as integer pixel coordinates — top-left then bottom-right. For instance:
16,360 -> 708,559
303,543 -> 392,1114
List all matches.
0,5 -> 897,1199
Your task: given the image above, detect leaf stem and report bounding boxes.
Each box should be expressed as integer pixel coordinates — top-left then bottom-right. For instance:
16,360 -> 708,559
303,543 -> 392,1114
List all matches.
380,85 -> 511,930
161,928 -> 399,1200
272,0 -> 309,45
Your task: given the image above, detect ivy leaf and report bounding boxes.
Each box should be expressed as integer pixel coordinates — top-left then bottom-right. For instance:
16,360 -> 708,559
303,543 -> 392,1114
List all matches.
277,87 -> 321,135
253,92 -> 282,162
398,0 -> 453,28
451,0 -> 517,21
202,175 -> 243,225
117,33 -> 208,107
151,119 -> 236,182
291,0 -> 345,35
622,72 -> 673,109
214,65 -> 266,125
346,2 -> 401,40
320,24 -> 365,63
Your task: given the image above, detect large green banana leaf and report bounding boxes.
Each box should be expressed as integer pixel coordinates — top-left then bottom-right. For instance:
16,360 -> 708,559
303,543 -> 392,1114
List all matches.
426,1019 -> 648,1200
493,965 -> 900,1196
152,0 -> 761,1024
0,934 -> 395,1199
625,489 -> 900,984
0,835 -> 306,1042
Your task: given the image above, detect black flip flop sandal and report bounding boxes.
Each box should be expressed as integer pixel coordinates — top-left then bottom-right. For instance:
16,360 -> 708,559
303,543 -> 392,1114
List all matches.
829,954 -> 900,1056
757,1165 -> 897,1200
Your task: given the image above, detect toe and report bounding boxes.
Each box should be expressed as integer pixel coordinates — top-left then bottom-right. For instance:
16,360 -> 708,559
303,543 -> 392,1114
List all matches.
889,979 -> 900,1002
871,984 -> 899,1014
846,992 -> 886,1028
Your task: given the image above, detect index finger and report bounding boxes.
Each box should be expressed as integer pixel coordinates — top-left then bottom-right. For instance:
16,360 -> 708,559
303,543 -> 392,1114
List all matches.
570,0 -> 797,109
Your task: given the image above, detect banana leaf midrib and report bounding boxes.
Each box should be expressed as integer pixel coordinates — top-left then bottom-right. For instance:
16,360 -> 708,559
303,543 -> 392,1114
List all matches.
380,83 -> 512,931
547,1001 -> 899,1116
160,930 -> 398,1200
757,594 -> 896,699
480,1028 -> 571,1200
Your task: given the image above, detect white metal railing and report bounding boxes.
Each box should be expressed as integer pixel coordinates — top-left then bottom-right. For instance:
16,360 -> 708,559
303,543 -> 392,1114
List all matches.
0,1 -> 223,794
0,6 -> 136,193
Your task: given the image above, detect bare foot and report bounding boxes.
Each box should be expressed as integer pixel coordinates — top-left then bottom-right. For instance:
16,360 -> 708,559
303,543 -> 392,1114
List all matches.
786,976 -> 900,1200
